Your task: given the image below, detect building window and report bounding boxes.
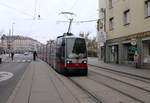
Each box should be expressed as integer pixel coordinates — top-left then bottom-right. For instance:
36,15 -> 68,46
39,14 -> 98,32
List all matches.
109,17 -> 114,30
124,9 -> 130,25
109,0 -> 113,8
145,0 -> 150,17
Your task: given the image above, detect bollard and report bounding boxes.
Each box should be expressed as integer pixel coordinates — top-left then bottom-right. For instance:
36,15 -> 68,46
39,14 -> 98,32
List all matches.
0,58 -> 1,64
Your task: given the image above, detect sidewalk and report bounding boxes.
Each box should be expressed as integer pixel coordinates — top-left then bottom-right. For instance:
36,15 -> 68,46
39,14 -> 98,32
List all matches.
88,57 -> 150,79
6,60 -> 83,103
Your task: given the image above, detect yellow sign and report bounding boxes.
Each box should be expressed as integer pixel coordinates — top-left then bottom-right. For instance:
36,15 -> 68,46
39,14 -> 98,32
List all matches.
126,31 -> 150,40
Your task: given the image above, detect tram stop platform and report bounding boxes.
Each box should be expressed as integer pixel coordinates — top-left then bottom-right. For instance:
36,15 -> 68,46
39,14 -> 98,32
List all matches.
88,57 -> 150,80
6,59 -> 87,103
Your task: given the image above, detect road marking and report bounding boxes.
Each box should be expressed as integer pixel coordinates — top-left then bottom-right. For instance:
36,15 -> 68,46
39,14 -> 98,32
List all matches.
0,72 -> 14,82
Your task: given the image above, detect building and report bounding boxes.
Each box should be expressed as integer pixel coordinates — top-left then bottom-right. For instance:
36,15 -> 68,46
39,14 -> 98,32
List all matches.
1,35 -> 42,53
98,0 -> 150,68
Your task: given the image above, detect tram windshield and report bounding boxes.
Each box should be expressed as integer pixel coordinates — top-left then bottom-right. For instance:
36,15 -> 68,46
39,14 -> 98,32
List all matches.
67,38 -> 87,59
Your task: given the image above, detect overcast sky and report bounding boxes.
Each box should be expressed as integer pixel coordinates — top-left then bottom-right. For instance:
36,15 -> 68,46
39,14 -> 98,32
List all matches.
0,0 -> 98,43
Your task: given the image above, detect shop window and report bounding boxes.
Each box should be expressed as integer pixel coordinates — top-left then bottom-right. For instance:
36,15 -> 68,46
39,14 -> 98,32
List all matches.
145,0 -> 150,17
128,45 -> 137,62
124,9 -> 130,25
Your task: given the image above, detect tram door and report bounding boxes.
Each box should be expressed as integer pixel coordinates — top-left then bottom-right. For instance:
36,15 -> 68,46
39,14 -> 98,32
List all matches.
56,37 -> 65,72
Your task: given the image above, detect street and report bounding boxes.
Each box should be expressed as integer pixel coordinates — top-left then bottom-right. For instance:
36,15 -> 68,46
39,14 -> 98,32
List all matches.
0,54 -> 32,103
4,58 -> 150,103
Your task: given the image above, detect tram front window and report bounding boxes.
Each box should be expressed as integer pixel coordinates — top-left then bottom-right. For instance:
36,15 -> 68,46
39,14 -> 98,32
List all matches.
67,38 -> 87,59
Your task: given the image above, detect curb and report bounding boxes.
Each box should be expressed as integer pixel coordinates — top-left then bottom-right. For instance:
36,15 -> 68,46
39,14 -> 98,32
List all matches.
6,62 -> 32,103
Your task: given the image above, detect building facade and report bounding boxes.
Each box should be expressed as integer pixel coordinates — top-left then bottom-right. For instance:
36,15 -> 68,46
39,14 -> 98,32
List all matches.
99,0 -> 150,68
1,35 -> 41,53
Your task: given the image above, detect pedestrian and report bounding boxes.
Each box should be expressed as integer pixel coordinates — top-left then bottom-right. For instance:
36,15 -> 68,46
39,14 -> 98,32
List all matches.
11,52 -> 14,61
33,51 -> 37,61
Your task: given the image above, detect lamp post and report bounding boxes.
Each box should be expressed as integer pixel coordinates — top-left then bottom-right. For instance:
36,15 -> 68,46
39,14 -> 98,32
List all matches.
11,22 -> 15,51
12,22 -> 15,36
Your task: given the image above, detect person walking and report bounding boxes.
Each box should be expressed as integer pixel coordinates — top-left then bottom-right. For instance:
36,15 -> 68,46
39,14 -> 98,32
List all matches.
33,51 -> 37,61
11,52 -> 14,61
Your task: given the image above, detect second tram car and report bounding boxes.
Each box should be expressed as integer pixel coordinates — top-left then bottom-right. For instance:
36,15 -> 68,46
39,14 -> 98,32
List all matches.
38,33 -> 88,76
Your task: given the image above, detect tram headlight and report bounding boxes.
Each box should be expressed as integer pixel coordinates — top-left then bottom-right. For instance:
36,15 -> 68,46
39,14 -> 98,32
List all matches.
67,60 -> 72,64
82,60 -> 87,64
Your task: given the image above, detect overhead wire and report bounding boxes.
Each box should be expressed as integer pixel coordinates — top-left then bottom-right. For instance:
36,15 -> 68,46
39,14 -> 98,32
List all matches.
0,2 -> 34,18
70,0 -> 80,10
33,0 -> 38,20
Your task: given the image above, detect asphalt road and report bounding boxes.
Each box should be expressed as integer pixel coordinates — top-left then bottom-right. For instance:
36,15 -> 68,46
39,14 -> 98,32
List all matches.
0,54 -> 32,103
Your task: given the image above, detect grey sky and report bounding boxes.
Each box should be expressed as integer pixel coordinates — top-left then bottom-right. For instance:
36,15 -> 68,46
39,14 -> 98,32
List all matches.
0,0 -> 98,43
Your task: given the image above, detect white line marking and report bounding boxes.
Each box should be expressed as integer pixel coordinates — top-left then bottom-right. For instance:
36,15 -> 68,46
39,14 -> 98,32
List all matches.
0,72 -> 14,82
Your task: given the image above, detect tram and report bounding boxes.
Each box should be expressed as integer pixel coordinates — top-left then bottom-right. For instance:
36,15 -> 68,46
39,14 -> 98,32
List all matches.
37,33 -> 88,76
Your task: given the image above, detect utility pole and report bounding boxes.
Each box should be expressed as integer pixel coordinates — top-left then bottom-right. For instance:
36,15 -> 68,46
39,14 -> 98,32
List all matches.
12,22 -> 15,36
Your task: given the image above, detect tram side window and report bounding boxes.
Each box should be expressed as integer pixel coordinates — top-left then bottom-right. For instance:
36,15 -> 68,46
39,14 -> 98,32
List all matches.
61,39 -> 65,58
57,38 -> 62,45
56,38 -> 65,58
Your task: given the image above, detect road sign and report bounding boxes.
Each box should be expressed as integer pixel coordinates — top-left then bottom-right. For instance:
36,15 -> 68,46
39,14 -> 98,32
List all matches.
97,31 -> 106,44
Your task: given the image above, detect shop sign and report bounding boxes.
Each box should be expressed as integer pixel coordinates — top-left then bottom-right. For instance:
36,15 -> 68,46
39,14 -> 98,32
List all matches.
126,31 -> 150,40
131,39 -> 137,46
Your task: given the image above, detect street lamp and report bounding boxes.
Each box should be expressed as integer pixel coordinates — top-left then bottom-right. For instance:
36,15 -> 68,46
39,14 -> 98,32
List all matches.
12,22 -> 15,36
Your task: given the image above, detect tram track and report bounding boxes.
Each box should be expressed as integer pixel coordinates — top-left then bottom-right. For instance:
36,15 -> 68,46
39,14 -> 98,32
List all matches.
86,75 -> 145,103
69,76 -> 146,103
68,77 -> 102,103
89,69 -> 150,93
87,67 -> 150,103
88,64 -> 150,84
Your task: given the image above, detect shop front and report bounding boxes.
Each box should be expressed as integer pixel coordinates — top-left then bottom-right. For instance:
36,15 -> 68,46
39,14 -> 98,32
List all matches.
105,31 -> 150,68
122,41 -> 138,65
123,31 -> 150,68
108,45 -> 119,64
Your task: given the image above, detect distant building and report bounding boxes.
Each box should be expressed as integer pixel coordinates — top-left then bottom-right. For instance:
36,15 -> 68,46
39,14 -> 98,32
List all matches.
98,0 -> 150,68
1,35 -> 42,53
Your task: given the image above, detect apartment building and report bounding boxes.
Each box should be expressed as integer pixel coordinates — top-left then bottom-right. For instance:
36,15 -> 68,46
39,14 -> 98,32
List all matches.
1,35 -> 41,53
99,0 -> 150,68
